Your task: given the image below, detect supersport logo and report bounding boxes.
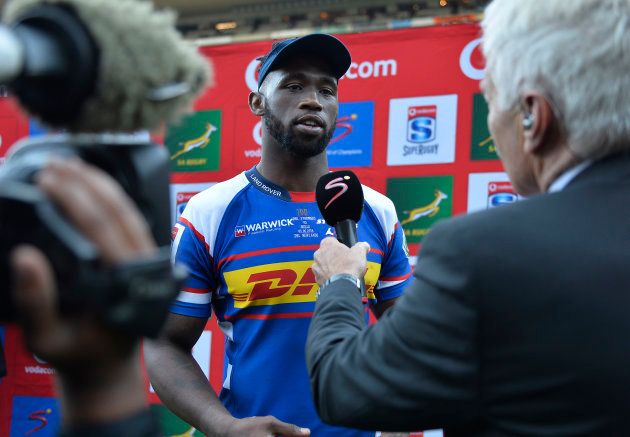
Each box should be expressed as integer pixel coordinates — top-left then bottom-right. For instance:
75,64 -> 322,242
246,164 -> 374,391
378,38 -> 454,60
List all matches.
324,176 -> 351,209
329,113 -> 357,145
25,408 -> 53,435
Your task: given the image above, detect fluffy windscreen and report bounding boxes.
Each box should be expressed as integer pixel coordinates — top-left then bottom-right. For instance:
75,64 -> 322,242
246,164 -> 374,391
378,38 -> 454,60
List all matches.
316,170 -> 364,226
3,0 -> 212,133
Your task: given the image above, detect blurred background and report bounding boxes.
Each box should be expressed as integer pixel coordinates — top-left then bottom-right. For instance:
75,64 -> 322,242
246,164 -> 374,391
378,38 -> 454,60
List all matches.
153,0 -> 490,42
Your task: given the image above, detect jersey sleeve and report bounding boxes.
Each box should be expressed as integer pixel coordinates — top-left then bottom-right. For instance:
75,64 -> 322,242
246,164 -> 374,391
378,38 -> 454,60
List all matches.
375,220 -> 412,302
170,203 -> 217,319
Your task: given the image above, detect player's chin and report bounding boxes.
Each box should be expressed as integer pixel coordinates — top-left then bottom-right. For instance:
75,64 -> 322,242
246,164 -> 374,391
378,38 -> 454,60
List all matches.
288,141 -> 327,159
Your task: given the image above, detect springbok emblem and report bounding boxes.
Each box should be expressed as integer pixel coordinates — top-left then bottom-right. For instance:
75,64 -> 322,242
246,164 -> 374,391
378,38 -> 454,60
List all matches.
170,427 -> 197,437
171,122 -> 217,160
400,190 -> 448,225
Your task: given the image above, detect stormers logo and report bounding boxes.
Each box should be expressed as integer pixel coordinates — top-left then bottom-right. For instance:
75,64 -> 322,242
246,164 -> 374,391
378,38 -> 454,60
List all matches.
224,261 -> 381,308
166,110 -> 222,172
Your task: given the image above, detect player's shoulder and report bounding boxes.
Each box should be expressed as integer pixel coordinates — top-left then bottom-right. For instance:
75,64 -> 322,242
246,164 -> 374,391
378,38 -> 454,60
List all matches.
186,172 -> 249,215
362,184 -> 397,215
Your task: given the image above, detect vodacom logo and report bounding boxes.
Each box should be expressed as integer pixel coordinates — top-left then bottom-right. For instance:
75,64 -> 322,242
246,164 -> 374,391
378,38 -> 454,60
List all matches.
245,56 -> 398,91
246,59 -> 262,93
459,38 -> 485,81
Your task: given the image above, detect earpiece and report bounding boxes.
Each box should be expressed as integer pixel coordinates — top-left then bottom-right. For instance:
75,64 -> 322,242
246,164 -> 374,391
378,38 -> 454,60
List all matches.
522,113 -> 534,130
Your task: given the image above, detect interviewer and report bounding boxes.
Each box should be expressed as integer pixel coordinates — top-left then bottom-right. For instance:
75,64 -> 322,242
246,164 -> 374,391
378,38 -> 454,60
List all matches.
306,0 -> 630,434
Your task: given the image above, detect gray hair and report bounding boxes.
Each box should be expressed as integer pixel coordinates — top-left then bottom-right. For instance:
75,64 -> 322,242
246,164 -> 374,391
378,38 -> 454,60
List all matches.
482,0 -> 630,159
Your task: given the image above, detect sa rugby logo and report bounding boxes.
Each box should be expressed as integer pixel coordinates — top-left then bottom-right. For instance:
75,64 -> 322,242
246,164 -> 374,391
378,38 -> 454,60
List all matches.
471,93 -> 498,160
387,176 -> 453,244
171,123 -> 217,160
400,190 -> 448,225
224,261 -> 381,308
166,110 -> 222,172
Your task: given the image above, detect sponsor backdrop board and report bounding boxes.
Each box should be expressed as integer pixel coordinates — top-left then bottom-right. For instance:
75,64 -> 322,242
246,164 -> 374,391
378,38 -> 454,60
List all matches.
0,24 -> 507,435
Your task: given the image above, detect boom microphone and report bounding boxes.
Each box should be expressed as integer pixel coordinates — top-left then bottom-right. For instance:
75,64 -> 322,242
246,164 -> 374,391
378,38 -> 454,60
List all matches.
1,0 -> 211,132
316,170 -> 364,248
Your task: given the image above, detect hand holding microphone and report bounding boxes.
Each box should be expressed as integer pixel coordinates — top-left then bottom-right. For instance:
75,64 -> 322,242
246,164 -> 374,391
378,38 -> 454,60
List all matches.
312,237 -> 370,287
315,170 -> 368,295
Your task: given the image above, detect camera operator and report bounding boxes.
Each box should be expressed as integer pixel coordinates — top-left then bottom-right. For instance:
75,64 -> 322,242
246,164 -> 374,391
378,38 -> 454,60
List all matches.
10,158 -> 161,437
0,0 -> 210,434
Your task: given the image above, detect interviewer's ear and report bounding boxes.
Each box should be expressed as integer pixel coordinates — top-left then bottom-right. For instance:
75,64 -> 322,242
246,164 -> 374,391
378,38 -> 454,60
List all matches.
520,92 -> 557,155
249,91 -> 265,116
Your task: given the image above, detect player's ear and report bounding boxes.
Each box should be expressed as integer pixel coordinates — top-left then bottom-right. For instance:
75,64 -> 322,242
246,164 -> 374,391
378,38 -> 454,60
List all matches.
249,92 -> 265,116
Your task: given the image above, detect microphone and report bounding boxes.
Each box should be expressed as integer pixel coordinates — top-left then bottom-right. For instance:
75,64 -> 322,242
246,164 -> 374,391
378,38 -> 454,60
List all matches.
316,170 -> 366,296
316,170 -> 364,248
1,0 -> 211,133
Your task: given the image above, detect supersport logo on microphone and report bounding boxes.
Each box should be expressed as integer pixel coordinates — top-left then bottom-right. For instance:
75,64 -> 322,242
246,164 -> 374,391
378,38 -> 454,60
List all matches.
323,176 -> 351,209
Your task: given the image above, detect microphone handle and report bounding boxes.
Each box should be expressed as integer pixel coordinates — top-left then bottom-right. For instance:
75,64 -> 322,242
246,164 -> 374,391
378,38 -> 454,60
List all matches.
334,219 -> 366,297
334,219 -> 358,248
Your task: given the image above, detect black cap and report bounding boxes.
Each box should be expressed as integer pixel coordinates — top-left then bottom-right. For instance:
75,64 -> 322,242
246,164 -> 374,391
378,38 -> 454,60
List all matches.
257,33 -> 352,90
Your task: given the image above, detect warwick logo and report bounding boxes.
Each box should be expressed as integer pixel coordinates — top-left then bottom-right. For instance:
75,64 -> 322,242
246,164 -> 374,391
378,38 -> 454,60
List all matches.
400,190 -> 448,225
235,219 -> 295,236
170,122 -> 217,160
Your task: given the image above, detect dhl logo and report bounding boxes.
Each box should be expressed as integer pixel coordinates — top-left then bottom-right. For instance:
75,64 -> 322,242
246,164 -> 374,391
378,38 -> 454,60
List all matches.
400,190 -> 448,225
224,261 -> 381,308
170,122 -> 217,160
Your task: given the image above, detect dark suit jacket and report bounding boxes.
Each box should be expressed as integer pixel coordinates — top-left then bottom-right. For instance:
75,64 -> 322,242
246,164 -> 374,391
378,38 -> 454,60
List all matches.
306,153 -> 630,436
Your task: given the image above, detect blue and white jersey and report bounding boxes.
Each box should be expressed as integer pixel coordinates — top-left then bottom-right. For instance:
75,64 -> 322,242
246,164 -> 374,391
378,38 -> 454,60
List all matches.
171,167 -> 411,437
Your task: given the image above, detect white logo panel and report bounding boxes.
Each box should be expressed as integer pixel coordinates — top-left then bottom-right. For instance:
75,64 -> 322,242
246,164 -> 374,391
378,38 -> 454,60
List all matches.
170,182 -> 216,225
468,172 -> 521,213
387,94 -> 458,166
